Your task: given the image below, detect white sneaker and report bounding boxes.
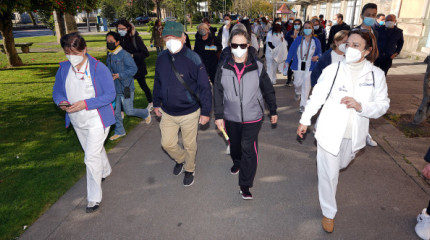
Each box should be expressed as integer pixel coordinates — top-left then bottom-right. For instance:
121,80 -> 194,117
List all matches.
147,102 -> 154,112
226,145 -> 230,155
144,114 -> 151,124
366,134 -> 378,147
416,208 -> 430,240
109,134 -> 126,141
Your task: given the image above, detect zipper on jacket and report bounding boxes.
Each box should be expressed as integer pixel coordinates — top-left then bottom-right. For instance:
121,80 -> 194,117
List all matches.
239,77 -> 244,122
232,77 -> 238,96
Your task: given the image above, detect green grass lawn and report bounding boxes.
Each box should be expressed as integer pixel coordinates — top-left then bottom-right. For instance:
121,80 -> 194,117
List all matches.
0,34 -> 164,240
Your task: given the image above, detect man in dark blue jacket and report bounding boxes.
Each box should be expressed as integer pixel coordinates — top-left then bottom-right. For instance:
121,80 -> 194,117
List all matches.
153,21 -> 212,187
375,14 -> 404,76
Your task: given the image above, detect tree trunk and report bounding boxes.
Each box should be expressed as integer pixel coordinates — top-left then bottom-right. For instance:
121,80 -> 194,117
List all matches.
29,12 -> 37,26
54,10 -> 66,43
0,11 -> 24,67
86,12 -> 91,32
64,13 -> 78,34
413,55 -> 430,124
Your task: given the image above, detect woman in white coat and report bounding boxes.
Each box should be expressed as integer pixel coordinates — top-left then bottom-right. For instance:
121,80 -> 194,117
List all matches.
297,29 -> 389,233
266,23 -> 287,84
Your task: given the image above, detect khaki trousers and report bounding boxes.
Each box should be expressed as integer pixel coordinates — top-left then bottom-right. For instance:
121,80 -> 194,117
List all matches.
160,109 -> 200,172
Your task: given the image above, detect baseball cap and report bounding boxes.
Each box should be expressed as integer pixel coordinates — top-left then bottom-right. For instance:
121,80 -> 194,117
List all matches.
162,21 -> 184,38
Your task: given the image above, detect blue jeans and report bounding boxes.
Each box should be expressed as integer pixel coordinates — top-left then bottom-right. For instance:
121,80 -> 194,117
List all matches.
114,92 -> 149,135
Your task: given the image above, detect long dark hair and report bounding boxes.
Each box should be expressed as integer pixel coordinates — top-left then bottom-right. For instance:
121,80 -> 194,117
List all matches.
153,19 -> 160,30
272,23 -> 282,34
348,29 -> 379,63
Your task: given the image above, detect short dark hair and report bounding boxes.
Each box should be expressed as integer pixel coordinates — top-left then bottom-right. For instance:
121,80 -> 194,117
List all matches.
228,28 -> 250,44
319,14 -> 324,19
361,3 -> 378,15
336,13 -> 344,20
202,17 -> 210,24
106,31 -> 121,42
349,29 -> 379,63
223,14 -> 231,20
376,13 -> 385,19
60,32 -> 86,52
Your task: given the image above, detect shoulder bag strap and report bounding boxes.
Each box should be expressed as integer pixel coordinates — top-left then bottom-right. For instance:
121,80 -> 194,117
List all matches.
168,54 -> 201,105
326,61 -> 341,101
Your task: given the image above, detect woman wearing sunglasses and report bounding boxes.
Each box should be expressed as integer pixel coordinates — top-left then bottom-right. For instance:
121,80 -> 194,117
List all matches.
284,21 -> 322,113
213,28 -> 278,200
297,30 -> 389,233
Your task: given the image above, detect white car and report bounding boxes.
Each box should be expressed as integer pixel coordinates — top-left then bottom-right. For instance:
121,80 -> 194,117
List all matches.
162,17 -> 177,22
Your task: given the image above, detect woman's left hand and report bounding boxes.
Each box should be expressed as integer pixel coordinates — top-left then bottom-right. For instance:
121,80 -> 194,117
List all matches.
66,100 -> 86,113
340,97 -> 362,112
271,115 -> 278,124
311,56 -> 319,62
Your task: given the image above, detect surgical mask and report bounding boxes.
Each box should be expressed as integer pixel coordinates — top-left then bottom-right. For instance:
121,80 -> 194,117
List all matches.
294,25 -> 300,30
199,30 -> 207,36
379,21 -> 385,26
118,30 -> 127,37
303,29 -> 312,36
332,20 -> 338,25
166,39 -> 183,54
107,42 -> 117,51
363,17 -> 375,27
338,43 -> 346,53
224,20 -> 230,25
231,47 -> 247,58
276,22 -> 281,25
313,25 -> 320,30
289,20 -> 293,24
66,54 -> 84,67
345,47 -> 365,64
385,21 -> 395,28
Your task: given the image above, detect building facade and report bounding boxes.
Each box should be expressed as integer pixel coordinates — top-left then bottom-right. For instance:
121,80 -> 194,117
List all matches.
287,0 -> 430,58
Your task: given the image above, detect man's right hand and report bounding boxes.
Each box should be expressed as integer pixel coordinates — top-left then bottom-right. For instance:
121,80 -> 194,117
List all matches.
215,119 -> 224,131
154,107 -> 162,117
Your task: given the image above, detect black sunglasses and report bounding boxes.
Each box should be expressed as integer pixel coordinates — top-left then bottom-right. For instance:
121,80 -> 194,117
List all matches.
231,43 -> 248,49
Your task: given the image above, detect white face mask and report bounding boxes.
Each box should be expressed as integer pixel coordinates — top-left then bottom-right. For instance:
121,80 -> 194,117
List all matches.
166,39 -> 183,54
232,47 -> 248,58
314,25 -> 320,30
345,47 -> 365,64
385,21 -> 395,28
224,20 -> 230,25
66,54 -> 84,67
338,43 -> 346,53
276,22 -> 281,25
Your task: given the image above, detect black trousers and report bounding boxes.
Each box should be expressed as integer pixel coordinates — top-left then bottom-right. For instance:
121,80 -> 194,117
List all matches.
225,120 -> 262,188
136,75 -> 153,103
287,61 -> 293,83
374,57 -> 393,76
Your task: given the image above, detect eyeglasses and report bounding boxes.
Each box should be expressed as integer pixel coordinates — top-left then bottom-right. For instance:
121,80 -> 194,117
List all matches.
231,43 -> 248,49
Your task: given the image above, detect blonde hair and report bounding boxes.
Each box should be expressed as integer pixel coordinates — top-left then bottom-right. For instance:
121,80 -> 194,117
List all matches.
197,23 -> 209,31
330,30 -> 349,49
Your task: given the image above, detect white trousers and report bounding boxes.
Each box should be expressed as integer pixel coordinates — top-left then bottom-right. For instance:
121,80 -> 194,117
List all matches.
75,126 -> 111,203
266,55 -> 278,84
293,70 -> 312,108
317,138 -> 356,219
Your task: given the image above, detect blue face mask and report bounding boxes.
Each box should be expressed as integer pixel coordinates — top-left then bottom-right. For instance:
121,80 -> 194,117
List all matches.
118,30 -> 127,37
303,29 -> 312,36
363,17 -> 375,27
379,21 -> 385,25
294,25 -> 300,30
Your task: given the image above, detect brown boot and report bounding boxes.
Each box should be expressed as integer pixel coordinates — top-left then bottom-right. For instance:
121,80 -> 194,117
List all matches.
322,216 -> 334,233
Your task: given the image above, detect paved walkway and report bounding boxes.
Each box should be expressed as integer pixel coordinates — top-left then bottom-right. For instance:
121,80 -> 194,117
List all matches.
20,58 -> 429,239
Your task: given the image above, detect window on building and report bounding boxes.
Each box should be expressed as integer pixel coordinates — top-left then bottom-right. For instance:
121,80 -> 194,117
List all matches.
331,1 -> 341,20
311,4 -> 317,18
346,0 -> 362,26
320,3 -> 327,18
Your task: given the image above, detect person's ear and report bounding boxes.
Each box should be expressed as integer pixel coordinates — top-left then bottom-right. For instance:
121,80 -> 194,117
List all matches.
364,47 -> 372,57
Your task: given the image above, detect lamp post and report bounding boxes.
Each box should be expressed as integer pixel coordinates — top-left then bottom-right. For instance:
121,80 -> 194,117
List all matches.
183,0 -> 187,32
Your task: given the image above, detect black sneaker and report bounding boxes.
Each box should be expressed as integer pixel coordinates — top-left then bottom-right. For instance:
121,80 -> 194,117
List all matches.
230,165 -> 240,175
86,202 -> 100,213
183,171 -> 195,187
240,186 -> 253,200
173,162 -> 184,175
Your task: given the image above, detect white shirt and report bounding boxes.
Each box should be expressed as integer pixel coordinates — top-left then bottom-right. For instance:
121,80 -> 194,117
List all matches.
296,38 -> 316,71
222,25 -> 230,50
65,61 -> 103,129
331,50 -> 344,63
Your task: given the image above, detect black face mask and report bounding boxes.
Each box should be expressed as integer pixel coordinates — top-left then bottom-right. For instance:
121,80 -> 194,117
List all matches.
107,42 -> 117,51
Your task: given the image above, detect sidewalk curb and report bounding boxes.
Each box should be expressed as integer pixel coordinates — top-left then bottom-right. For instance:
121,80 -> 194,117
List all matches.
19,117 -> 155,239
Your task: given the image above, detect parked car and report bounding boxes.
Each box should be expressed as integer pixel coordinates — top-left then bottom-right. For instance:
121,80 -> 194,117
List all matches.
162,17 -> 177,22
136,16 -> 150,25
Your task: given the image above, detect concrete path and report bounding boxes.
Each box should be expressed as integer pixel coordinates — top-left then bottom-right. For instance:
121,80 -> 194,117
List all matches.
20,67 -> 429,239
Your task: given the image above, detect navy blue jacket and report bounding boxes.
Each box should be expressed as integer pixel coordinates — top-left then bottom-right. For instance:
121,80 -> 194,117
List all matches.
314,27 -> 327,53
377,26 -> 404,59
153,46 -> 212,117
311,48 -> 333,87
285,30 -> 297,51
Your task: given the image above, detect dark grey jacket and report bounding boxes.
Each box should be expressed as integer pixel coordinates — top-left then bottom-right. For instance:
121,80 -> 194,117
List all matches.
214,50 -> 277,122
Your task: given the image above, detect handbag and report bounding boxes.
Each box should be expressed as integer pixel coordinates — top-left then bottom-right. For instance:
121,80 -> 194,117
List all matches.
168,54 -> 201,106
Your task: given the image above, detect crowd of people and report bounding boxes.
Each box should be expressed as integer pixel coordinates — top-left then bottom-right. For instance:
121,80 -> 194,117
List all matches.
52,2 -> 430,238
